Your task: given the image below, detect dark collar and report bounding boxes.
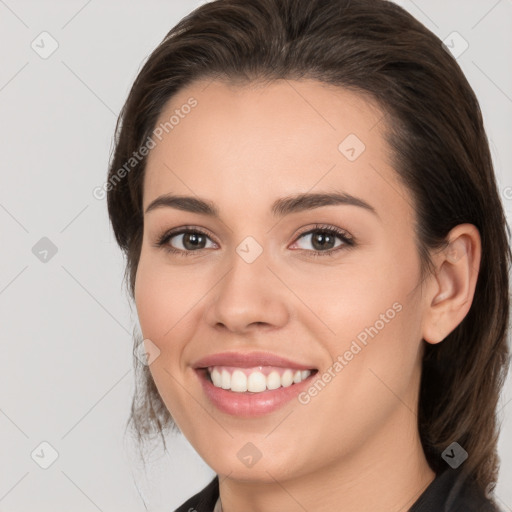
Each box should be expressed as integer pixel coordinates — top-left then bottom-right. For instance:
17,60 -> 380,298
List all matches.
174,476 -> 219,512
174,467 -> 499,512
409,466 -> 499,512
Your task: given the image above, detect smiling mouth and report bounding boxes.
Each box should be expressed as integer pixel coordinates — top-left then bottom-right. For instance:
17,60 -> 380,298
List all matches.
201,366 -> 318,393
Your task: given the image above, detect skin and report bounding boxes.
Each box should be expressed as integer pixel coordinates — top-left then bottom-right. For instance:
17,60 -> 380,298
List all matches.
134,78 -> 481,512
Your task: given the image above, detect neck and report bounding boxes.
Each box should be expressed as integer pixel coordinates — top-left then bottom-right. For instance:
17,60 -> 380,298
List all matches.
218,408 -> 436,512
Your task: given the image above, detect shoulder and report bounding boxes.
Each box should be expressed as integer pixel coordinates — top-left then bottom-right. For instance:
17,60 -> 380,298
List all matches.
410,466 -> 502,512
448,477 -> 502,512
173,476 -> 219,512
446,468 -> 501,512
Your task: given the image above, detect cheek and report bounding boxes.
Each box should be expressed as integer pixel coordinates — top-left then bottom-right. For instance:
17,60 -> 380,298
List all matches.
336,258 -> 424,400
321,243 -> 423,372
134,253 -> 199,429
310,257 -> 415,344
134,250 -> 197,343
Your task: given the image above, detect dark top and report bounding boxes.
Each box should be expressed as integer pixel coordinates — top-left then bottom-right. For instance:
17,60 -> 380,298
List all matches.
174,466 -> 502,511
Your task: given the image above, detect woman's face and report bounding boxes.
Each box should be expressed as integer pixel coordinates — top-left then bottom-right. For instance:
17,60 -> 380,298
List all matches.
135,78 -> 430,482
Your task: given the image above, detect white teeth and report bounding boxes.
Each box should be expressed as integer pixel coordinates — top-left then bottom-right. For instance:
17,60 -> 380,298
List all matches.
231,370 -> 247,392
211,368 -> 222,387
221,369 -> 231,390
281,369 -> 293,387
267,371 -> 281,390
208,367 -> 312,393
247,371 -> 267,392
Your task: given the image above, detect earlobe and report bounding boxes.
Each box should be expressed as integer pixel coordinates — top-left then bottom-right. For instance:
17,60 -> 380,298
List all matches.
422,224 -> 481,345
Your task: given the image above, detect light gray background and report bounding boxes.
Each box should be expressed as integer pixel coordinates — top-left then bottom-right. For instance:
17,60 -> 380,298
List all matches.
0,1 -> 511,510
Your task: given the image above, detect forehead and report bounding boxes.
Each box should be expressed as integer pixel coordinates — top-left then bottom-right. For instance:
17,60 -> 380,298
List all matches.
143,78 -> 411,224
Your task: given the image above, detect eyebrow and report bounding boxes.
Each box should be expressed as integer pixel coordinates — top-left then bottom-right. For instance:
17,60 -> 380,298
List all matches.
144,191 -> 378,219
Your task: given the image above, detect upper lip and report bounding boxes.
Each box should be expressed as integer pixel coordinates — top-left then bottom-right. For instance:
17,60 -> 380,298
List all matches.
192,351 -> 317,370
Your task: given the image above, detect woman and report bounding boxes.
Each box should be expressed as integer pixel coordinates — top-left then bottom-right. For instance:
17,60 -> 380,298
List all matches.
106,0 -> 511,510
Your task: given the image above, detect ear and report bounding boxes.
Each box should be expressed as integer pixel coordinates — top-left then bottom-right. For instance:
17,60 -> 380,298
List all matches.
421,223 -> 482,345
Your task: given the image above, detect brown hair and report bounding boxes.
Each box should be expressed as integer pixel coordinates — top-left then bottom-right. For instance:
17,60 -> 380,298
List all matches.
107,0 -> 511,499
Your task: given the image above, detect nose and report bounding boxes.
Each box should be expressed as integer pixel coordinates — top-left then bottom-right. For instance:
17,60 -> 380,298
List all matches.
204,244 -> 290,334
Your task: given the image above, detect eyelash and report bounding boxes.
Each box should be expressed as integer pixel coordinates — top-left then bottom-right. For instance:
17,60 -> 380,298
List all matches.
154,223 -> 355,258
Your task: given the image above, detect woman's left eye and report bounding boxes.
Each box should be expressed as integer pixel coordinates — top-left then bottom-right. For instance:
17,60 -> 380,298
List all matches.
155,224 -> 354,257
290,225 -> 355,257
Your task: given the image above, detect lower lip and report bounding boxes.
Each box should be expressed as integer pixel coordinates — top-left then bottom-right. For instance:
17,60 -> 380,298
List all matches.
196,369 -> 316,417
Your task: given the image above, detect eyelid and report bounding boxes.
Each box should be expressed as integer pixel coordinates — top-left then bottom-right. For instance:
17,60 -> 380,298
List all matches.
292,223 -> 353,243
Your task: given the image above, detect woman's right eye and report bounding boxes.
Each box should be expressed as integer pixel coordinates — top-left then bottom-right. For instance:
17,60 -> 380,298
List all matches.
156,228 -> 216,256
